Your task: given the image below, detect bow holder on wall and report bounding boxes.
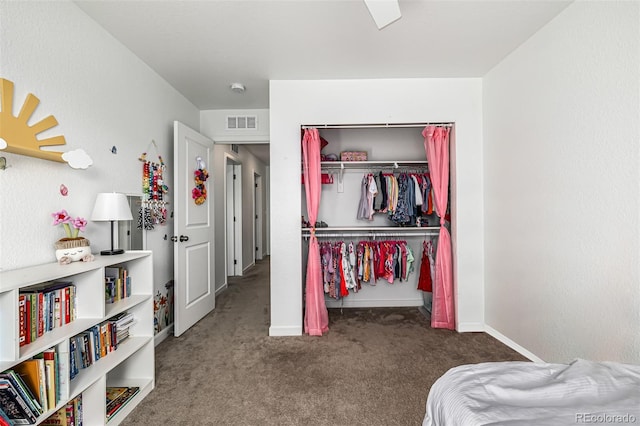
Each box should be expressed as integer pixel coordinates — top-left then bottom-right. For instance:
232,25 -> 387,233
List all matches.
138,140 -> 169,230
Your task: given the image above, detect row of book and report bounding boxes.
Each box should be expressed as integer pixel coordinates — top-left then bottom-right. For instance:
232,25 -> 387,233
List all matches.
19,282 -> 77,347
41,394 -> 82,426
105,266 -> 131,304
0,347 -> 62,425
105,387 -> 139,421
69,312 -> 135,380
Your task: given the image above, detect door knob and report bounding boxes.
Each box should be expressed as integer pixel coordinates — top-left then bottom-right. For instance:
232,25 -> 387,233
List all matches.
170,236 -> 178,242
179,235 -> 189,242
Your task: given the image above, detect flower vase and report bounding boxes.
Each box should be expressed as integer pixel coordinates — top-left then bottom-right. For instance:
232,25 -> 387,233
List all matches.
55,237 -> 92,263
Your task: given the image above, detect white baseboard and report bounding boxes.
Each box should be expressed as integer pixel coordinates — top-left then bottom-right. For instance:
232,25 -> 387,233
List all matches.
457,322 -> 485,332
154,324 -> 174,346
484,324 -> 544,362
215,283 -> 228,296
242,262 -> 255,274
325,298 -> 423,309
269,325 -> 302,336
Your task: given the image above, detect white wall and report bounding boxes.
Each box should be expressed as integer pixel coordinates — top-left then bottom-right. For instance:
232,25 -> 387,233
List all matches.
483,1 -> 640,363
269,79 -> 484,336
0,1 -> 200,317
200,111 -> 268,292
199,109 -> 270,143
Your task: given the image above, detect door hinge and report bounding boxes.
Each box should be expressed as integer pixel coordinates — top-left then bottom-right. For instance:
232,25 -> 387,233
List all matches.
255,183 -> 258,188
233,174 -> 236,180
255,247 -> 258,251
234,259 -> 237,265
233,216 -> 236,222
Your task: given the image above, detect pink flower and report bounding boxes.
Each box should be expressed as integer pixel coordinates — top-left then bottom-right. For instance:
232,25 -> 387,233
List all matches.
71,217 -> 87,232
52,211 -> 88,238
52,210 -> 71,226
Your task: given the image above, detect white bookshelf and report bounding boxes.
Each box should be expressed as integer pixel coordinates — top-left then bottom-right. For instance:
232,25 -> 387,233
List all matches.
0,251 -> 154,425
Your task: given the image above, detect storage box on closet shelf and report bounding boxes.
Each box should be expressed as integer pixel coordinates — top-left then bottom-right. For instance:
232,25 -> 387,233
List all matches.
340,151 -> 367,161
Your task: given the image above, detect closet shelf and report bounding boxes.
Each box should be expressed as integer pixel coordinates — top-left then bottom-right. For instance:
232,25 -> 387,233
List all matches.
301,226 -> 439,239
318,160 -> 427,170
305,160 -> 428,182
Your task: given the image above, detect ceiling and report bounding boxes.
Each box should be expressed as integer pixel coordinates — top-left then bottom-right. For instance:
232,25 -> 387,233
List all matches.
74,0 -> 572,164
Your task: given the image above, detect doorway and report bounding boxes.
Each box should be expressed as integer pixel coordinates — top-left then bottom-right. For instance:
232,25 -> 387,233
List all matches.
225,155 -> 243,277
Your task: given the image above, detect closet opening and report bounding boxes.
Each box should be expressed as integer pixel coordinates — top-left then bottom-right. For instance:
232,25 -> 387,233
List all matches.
300,123 -> 455,334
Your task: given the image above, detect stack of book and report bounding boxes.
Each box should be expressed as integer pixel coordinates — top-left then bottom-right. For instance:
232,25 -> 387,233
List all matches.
0,347 -> 64,425
0,369 -> 42,424
69,322 -> 116,380
104,266 -> 131,304
110,312 -> 135,345
19,282 -> 76,347
105,387 -> 139,422
69,312 -> 135,380
41,394 -> 82,426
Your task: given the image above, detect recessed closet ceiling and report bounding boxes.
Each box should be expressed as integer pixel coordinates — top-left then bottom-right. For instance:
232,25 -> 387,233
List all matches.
75,0 -> 572,110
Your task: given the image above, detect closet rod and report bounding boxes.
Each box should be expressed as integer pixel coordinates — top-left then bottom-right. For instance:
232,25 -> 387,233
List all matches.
302,226 -> 439,231
301,122 -> 453,130
301,231 -> 439,240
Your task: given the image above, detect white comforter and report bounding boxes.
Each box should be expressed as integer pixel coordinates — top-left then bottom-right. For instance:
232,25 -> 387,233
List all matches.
423,359 -> 640,426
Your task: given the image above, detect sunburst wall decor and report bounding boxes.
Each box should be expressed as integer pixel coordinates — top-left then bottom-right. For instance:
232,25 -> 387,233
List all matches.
0,78 -> 92,169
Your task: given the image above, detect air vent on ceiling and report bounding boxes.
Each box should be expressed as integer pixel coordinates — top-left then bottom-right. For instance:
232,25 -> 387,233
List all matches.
226,115 -> 258,130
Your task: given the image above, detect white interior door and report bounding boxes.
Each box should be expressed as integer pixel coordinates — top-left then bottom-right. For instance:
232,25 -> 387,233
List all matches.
225,159 -> 236,276
254,173 -> 263,260
227,163 -> 243,276
173,121 -> 215,337
233,164 -> 244,277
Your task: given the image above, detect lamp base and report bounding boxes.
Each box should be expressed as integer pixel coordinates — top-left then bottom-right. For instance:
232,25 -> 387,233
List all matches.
100,249 -> 125,255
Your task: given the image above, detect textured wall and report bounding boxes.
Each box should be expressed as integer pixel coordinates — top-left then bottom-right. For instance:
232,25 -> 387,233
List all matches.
0,1 -> 199,316
483,1 -> 640,363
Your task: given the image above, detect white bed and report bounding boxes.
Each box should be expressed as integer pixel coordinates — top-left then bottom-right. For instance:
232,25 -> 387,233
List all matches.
423,359 -> 640,426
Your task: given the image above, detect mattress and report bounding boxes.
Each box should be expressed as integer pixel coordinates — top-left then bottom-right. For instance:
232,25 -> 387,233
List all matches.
423,358 -> 640,426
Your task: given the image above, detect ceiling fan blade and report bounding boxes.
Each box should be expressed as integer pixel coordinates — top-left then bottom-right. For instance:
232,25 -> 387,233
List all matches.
363,0 -> 401,30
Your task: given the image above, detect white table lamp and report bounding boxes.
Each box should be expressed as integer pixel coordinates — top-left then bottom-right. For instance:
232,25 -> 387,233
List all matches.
91,192 -> 133,255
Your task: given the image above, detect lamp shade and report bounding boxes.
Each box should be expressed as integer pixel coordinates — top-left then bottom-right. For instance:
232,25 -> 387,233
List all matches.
90,193 -> 133,221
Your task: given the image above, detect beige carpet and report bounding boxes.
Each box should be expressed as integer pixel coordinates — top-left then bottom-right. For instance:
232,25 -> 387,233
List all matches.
121,257 -> 527,426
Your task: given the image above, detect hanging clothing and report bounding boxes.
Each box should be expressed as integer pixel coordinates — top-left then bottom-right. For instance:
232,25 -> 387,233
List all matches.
318,239 -> 418,299
357,175 -> 370,220
417,240 -> 433,292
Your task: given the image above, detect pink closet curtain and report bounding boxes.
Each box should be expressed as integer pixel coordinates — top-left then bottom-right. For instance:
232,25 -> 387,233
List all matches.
302,128 -> 329,336
422,125 -> 455,330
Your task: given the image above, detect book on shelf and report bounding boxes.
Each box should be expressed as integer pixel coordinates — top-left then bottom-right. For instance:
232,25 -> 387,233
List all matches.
18,282 -> 76,347
12,359 -> 47,413
105,387 -> 139,421
104,266 -> 131,304
42,350 -> 57,410
0,406 -> 14,426
41,408 -> 65,426
70,315 -> 127,379
0,371 -> 41,419
41,393 -> 82,426
0,379 -> 37,425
